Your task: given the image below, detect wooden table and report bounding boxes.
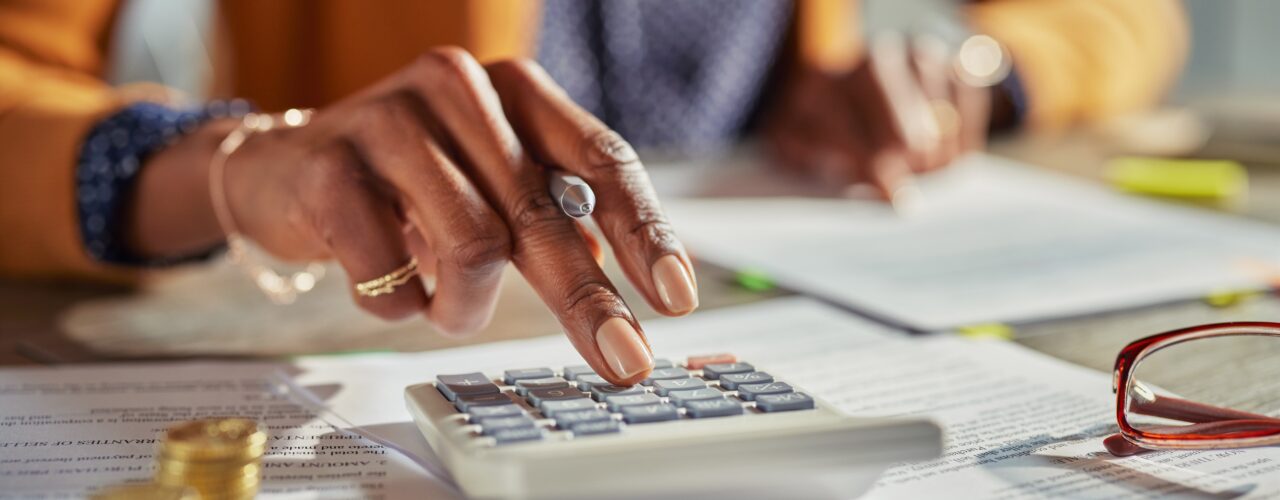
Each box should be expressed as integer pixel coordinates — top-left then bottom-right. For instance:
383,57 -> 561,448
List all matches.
2,133 -> 1279,380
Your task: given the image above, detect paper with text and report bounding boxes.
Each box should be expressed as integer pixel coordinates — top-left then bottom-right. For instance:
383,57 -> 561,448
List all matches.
0,363 -> 456,499
662,154 -> 1280,331
294,298 -> 1280,499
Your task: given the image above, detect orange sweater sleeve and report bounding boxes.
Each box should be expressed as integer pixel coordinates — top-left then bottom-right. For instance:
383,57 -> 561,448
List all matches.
968,0 -> 1189,130
0,0 -> 136,282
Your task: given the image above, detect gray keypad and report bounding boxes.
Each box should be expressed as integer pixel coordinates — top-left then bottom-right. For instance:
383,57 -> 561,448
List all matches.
438,357 -> 820,446
717,371 -> 773,390
539,398 -> 599,416
454,392 -> 515,412
684,398 -> 745,418
503,367 -> 555,385
605,392 -> 662,412
667,388 -> 724,407
575,374 -> 610,391
651,378 -> 706,396
527,387 -> 588,407
590,384 -> 645,402
736,382 -> 794,401
436,372 -> 499,401
701,362 -> 755,380
467,404 -> 524,421
552,408 -> 612,428
620,403 -> 680,424
562,365 -> 596,381
514,377 -> 570,396
570,420 -> 621,436
642,368 -> 690,385
491,426 -> 542,445
480,415 -> 536,435
755,392 -> 815,412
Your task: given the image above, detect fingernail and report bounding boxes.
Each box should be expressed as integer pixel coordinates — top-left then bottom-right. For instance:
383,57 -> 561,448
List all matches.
596,317 -> 653,380
652,254 -> 698,314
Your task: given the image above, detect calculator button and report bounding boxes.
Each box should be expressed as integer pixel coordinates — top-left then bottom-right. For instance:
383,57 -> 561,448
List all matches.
605,393 -> 662,412
570,420 -> 622,436
562,365 -> 596,381
642,368 -> 690,385
651,378 -> 706,396
652,358 -> 674,369
479,416 -> 537,435
590,384 -> 645,402
735,382 -> 793,401
666,388 -> 724,407
492,426 -> 542,445
527,387 -> 589,407
686,353 -> 737,369
503,368 -> 555,385
467,404 -> 525,421
454,392 -> 516,412
540,398 -> 599,417
514,377 -> 570,396
755,392 -> 816,412
552,408 -> 612,428
575,374 -> 610,391
701,363 -> 754,380
717,371 -> 773,390
436,373 -> 499,401
620,403 -> 680,424
684,398 -> 745,418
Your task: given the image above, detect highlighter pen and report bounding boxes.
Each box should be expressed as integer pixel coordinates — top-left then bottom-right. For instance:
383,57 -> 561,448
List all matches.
549,170 -> 595,218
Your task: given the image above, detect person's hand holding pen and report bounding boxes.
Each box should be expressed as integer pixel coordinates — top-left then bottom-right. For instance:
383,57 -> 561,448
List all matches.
764,34 -> 1008,208
124,47 -> 699,386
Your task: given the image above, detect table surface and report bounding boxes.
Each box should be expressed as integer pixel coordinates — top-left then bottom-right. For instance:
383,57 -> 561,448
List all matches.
2,133 -> 1279,387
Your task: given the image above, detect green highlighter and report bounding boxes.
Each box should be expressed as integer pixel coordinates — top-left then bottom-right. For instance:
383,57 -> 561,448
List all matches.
1106,156 -> 1247,200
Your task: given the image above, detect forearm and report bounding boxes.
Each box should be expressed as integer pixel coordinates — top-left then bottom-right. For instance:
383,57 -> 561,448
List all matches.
123,118 -> 239,260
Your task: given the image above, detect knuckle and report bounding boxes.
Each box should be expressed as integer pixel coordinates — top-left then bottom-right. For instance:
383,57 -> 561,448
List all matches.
411,47 -> 485,91
509,187 -> 565,231
443,231 -> 511,271
628,216 -> 678,249
562,279 -> 620,319
581,129 -> 640,173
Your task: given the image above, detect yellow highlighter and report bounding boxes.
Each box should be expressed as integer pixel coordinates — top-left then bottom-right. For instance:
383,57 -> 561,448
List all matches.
1106,156 -> 1248,200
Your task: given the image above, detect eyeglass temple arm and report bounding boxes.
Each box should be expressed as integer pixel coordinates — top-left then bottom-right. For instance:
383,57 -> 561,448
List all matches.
1131,393 -> 1278,424
1106,393 -> 1280,457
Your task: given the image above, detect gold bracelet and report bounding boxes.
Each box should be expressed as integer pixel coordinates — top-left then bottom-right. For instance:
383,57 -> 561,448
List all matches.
209,109 -> 325,305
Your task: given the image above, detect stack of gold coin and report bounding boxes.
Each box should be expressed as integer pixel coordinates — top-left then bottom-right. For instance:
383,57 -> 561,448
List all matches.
154,418 -> 267,500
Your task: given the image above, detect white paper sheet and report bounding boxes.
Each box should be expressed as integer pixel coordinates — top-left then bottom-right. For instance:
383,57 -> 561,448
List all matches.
293,298 -> 1280,499
659,154 -> 1280,331
0,363 -> 456,499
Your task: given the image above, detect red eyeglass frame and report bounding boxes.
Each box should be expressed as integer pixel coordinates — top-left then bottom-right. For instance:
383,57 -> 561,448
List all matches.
1107,322 -> 1280,456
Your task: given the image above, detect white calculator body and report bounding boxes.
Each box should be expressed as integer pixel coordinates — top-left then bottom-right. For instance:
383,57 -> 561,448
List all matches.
405,354 -> 942,499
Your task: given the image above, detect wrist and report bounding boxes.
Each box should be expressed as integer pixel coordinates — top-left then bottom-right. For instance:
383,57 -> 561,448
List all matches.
123,117 -> 241,259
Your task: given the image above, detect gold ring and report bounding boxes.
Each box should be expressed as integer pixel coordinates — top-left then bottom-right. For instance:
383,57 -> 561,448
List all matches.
355,258 -> 419,297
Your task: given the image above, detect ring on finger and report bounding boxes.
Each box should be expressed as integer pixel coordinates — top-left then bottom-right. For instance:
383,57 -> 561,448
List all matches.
355,257 -> 420,297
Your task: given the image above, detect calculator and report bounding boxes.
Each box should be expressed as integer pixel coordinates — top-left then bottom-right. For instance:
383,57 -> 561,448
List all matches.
405,353 -> 942,499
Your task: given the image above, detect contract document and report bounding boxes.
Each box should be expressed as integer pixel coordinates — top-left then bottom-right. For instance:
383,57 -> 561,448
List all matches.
660,154 -> 1280,331
0,363 -> 455,499
6,298 -> 1280,498
293,298 -> 1280,499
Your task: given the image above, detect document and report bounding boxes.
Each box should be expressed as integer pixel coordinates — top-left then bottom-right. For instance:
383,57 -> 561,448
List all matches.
0,363 -> 456,499
293,298 -> 1280,499
659,154 -> 1280,331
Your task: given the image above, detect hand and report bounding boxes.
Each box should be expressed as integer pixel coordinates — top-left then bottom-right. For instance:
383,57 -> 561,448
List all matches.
132,48 -> 698,385
763,34 -> 993,201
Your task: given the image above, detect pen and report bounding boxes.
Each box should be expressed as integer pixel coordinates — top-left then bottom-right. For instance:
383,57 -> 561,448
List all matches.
549,170 -> 595,218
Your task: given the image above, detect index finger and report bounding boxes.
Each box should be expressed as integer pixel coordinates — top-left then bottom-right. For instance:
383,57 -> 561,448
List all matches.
484,60 -> 699,319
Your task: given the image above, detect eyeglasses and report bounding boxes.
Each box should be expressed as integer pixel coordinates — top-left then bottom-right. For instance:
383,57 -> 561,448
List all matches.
1106,322 -> 1280,457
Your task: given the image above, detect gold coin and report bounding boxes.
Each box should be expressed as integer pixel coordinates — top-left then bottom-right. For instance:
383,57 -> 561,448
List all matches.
90,483 -> 198,500
160,418 -> 267,461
